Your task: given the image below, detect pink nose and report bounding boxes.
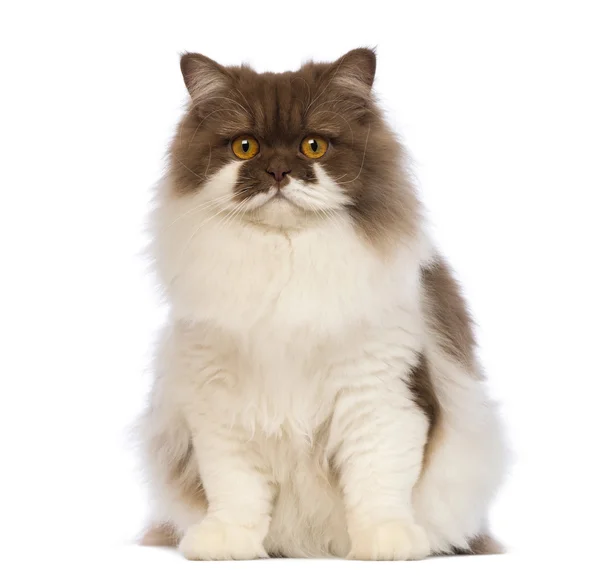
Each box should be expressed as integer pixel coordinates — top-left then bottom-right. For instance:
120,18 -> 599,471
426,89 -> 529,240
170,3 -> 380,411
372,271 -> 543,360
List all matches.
266,168 -> 291,182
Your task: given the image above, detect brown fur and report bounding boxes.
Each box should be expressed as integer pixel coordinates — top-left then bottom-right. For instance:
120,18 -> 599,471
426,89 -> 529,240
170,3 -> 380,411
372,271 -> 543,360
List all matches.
453,533 -> 505,556
407,353 -> 440,436
140,523 -> 179,547
407,354 -> 443,476
170,49 -> 419,250
140,413 -> 207,519
168,439 -> 207,508
422,256 -> 480,375
408,256 -> 480,473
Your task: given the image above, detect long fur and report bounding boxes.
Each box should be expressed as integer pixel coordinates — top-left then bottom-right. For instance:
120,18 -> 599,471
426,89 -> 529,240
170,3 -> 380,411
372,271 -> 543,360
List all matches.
137,49 -> 507,560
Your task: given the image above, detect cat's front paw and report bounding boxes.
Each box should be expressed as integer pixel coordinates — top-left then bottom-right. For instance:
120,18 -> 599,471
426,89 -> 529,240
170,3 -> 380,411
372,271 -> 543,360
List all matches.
348,520 -> 430,561
179,518 -> 268,560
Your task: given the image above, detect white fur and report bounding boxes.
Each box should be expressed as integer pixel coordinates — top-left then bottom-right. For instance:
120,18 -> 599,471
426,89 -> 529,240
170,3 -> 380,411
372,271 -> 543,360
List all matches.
141,162 -> 506,559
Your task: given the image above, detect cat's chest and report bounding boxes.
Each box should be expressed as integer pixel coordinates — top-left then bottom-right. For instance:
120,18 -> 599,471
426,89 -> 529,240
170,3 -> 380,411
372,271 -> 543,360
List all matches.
170,219 -> 419,333
198,315 -> 423,439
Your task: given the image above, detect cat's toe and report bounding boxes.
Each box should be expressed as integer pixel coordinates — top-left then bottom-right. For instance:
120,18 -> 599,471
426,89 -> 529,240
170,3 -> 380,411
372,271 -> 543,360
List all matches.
348,520 -> 430,561
179,518 -> 268,560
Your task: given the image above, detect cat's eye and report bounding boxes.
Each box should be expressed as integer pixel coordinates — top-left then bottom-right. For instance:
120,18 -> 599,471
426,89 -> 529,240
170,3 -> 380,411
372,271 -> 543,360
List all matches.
300,136 -> 328,159
232,135 -> 260,160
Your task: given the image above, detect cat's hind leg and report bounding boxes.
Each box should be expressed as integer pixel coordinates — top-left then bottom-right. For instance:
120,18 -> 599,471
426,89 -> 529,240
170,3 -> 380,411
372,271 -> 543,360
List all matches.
412,351 -> 507,554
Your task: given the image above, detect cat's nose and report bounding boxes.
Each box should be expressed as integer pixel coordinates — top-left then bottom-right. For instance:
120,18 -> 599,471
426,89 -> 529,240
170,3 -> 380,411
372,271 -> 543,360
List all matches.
266,166 -> 291,183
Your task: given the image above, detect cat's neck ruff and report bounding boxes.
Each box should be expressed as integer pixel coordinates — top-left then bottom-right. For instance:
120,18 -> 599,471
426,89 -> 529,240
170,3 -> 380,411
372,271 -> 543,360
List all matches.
153,182 -> 425,337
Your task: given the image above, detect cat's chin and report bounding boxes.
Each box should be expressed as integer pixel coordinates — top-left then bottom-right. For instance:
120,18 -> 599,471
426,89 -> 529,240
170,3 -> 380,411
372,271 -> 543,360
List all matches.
247,196 -> 312,229
240,186 -> 345,231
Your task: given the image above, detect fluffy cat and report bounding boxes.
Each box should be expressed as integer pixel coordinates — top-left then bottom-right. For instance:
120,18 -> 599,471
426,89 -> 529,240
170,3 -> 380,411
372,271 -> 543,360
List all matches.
137,48 -> 507,560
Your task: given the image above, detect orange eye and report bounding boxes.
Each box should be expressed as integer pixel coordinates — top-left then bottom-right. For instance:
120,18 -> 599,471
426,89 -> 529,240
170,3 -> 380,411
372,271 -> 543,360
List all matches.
300,136 -> 328,159
232,135 -> 260,160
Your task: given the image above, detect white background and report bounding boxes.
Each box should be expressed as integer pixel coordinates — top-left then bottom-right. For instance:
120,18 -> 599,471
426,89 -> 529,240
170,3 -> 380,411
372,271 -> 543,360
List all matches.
2,1 -> 599,577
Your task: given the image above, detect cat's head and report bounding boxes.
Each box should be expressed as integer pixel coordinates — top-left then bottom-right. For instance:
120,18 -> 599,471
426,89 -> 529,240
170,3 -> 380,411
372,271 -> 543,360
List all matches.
167,49 -> 418,247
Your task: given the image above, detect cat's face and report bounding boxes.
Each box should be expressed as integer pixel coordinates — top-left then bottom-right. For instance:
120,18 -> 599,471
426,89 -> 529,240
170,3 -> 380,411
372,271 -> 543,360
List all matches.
168,49 -> 418,246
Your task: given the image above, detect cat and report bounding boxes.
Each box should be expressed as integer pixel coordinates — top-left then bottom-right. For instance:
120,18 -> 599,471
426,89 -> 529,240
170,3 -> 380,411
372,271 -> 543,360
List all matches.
137,48 -> 507,560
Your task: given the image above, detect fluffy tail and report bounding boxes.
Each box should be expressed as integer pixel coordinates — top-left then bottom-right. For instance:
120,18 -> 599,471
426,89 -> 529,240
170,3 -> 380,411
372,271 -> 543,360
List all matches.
139,523 -> 179,547
453,533 -> 505,556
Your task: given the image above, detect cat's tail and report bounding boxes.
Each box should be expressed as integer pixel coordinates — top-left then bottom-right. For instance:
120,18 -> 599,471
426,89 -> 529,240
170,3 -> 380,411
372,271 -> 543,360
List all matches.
139,523 -> 180,547
452,533 -> 505,556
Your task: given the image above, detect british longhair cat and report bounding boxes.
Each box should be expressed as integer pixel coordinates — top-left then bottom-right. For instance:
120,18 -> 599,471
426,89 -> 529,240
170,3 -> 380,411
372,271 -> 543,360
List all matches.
138,49 -> 507,560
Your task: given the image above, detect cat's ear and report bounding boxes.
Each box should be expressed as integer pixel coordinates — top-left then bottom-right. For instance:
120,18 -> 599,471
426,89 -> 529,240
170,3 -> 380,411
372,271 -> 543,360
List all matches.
180,52 -> 230,109
329,48 -> 377,94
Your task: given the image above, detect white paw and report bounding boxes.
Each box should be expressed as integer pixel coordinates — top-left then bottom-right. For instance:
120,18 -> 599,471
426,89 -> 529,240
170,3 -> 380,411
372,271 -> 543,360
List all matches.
348,520 -> 430,561
179,518 -> 268,560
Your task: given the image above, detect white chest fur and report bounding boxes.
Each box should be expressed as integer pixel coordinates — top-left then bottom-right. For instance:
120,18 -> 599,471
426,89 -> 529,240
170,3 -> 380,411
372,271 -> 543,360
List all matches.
155,204 -> 422,332
156,205 -> 425,441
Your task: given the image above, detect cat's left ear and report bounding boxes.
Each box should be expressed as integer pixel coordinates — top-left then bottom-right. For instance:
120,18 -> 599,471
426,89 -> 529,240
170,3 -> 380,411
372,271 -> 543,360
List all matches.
329,48 -> 377,95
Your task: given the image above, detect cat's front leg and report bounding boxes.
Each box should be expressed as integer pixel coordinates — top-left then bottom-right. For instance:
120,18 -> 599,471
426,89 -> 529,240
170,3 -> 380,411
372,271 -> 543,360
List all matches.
178,417 -> 274,560
330,367 -> 431,560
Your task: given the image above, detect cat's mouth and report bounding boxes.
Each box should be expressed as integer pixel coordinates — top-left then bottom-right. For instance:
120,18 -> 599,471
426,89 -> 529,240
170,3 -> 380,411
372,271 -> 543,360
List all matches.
254,185 -> 320,224
261,187 -> 298,208
241,184 -> 333,222
234,187 -> 297,213
271,191 -> 292,203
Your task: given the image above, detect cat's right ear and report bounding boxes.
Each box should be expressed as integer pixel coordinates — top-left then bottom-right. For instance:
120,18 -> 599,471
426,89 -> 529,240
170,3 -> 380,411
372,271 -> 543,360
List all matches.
180,52 -> 230,109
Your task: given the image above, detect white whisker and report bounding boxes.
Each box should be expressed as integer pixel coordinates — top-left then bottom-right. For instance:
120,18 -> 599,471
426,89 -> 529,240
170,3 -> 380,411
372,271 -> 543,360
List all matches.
166,194 -> 231,228
305,55 -> 348,113
187,122 -> 202,149
291,76 -> 311,114
176,204 -> 232,266
202,96 -> 250,116
336,124 -> 371,185
204,145 -> 212,177
312,109 -> 355,145
172,157 -> 205,181
221,197 -> 251,230
332,173 -> 348,183
233,89 -> 253,117
187,108 -> 243,145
